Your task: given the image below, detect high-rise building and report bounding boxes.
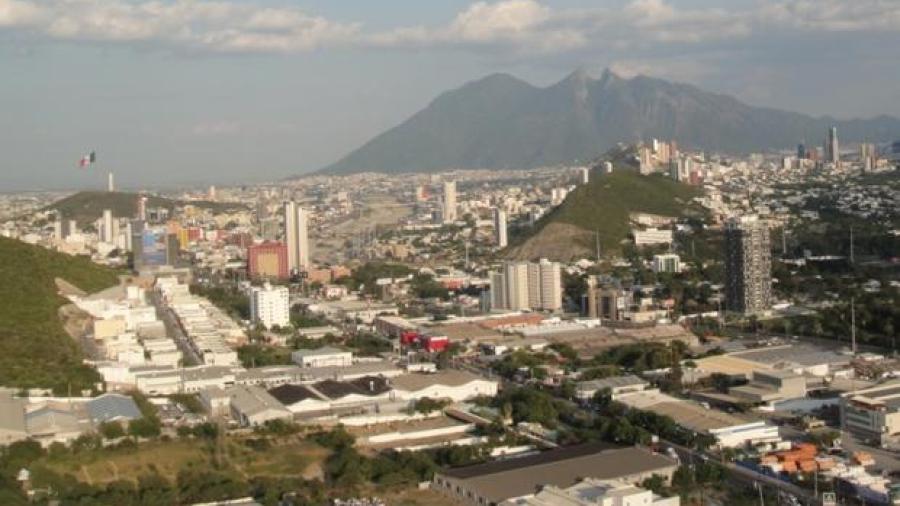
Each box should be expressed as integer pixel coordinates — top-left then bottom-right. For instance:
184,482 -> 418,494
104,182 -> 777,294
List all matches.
652,253 -> 682,274
797,143 -> 807,160
493,208 -> 508,248
249,283 -> 290,330
101,209 -> 115,244
107,172 -> 115,192
579,167 -> 590,184
283,201 -> 310,274
489,259 -> 561,311
827,126 -> 840,164
724,216 -> 772,314
248,241 -> 289,280
136,196 -> 147,221
443,181 -> 457,223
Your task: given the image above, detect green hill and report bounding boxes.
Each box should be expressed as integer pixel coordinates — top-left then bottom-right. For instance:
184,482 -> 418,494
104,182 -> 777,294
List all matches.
506,169 -> 703,261
47,191 -> 246,225
0,237 -> 119,393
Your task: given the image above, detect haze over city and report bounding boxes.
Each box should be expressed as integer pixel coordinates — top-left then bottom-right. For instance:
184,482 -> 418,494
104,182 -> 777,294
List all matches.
1,2 -> 899,506
3,0 -> 900,190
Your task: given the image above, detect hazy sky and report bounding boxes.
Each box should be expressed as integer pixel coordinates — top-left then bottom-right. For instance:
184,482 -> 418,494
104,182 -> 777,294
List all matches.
2,0 -> 900,191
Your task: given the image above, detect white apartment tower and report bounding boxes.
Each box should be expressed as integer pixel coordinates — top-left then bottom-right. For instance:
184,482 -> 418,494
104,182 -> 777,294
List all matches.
579,167 -> 590,184
443,180 -> 457,223
249,283 -> 291,330
493,208 -> 508,248
101,209 -> 115,244
283,201 -> 310,273
489,259 -> 561,312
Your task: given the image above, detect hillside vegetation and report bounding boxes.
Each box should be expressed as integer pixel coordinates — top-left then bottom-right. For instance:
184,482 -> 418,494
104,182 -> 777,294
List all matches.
0,237 -> 119,393
506,170 -> 702,260
47,191 -> 246,225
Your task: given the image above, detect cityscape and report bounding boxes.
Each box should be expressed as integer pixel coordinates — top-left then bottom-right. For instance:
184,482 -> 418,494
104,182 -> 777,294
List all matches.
1,2 -> 899,506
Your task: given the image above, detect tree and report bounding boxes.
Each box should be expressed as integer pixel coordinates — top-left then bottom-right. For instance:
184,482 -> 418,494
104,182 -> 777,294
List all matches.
98,421 -> 126,440
128,417 -> 161,439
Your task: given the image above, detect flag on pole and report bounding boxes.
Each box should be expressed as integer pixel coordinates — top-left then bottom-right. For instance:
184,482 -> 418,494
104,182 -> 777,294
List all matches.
79,151 -> 96,167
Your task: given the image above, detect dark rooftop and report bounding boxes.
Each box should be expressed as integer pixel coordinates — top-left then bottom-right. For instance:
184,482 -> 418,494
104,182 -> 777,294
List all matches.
267,384 -> 321,405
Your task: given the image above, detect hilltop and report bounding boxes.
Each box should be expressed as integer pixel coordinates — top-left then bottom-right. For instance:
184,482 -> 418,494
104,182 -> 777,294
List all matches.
505,169 -> 703,261
47,191 -> 246,225
0,237 -> 119,393
318,69 -> 900,175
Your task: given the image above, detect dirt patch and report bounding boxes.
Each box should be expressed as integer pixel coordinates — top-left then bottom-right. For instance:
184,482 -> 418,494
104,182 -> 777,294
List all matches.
504,222 -> 594,261
59,303 -> 93,342
55,277 -> 86,297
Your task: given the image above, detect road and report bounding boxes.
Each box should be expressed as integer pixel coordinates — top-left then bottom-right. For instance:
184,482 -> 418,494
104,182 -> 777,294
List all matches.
149,291 -> 201,366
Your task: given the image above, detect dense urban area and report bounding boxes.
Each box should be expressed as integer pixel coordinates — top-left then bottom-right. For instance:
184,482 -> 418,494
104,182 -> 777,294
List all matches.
0,127 -> 897,506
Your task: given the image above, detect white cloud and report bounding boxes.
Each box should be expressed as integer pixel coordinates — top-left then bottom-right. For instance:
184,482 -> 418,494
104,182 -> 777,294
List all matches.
1,0 -> 899,55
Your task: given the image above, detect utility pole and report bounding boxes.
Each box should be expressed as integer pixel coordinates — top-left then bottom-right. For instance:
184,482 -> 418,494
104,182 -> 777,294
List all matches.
782,228 -> 787,257
850,225 -> 855,264
851,296 -> 857,355
595,228 -> 601,262
756,482 -> 765,506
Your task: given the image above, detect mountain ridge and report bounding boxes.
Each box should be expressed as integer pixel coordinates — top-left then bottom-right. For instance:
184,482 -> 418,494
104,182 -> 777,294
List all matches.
316,69 -> 900,175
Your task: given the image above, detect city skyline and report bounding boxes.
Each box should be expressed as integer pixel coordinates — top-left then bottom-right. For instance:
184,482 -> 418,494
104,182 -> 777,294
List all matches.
3,0 -> 900,190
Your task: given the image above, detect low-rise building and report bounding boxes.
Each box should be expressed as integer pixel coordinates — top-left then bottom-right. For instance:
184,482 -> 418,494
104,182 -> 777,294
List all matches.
575,375 -> 649,401
503,478 -> 680,506
434,443 -> 678,506
391,370 -> 498,402
291,347 -> 353,368
840,381 -> 900,445
730,370 -> 807,404
226,385 -> 292,427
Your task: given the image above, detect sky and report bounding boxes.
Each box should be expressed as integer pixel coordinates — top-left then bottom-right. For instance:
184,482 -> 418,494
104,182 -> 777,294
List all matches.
2,0 -> 900,191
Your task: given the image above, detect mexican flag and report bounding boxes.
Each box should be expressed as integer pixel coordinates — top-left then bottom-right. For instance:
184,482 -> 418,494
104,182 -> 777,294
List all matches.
79,151 -> 96,167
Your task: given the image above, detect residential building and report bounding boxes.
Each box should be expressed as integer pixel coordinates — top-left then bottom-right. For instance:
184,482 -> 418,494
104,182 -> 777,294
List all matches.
490,260 -> 561,312
247,241 -> 289,280
249,283 -> 290,330
493,208 -> 508,248
283,201 -> 310,273
652,253 -> 682,274
443,180 -> 457,223
724,216 -> 772,314
633,228 -> 673,246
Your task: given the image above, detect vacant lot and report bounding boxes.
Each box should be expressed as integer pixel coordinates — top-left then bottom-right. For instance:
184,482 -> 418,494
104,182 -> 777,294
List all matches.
39,436 -> 327,486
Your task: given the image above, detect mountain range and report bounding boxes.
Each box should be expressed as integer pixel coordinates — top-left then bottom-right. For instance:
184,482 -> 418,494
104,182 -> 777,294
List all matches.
319,69 -> 900,175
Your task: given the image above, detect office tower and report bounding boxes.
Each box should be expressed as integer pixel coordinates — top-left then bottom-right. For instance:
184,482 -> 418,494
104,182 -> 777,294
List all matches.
827,126 -> 840,164
579,167 -> 590,184
724,216 -> 772,314
101,209 -> 114,244
208,185 -> 217,201
107,172 -> 114,192
652,253 -> 682,274
493,208 -> 508,248
797,143 -> 806,160
248,241 -> 289,280
442,181 -> 457,223
249,283 -> 290,330
283,201 -> 310,273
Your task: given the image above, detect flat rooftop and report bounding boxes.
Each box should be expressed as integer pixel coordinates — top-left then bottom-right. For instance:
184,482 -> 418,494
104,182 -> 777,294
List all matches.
439,444 -> 677,504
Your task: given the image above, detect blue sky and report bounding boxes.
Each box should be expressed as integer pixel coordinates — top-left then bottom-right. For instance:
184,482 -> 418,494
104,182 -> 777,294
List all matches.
2,0 -> 900,191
